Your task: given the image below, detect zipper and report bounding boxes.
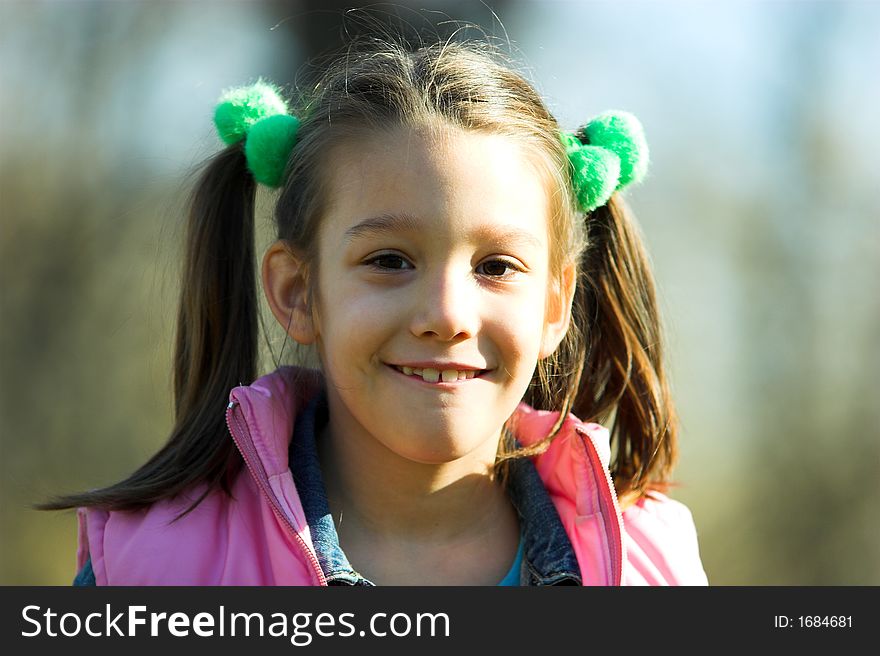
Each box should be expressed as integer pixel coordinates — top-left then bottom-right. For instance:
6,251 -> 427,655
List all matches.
225,399 -> 328,586
575,427 -> 624,586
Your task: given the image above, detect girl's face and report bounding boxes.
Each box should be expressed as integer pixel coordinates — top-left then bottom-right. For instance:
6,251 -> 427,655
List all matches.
310,126 -> 569,466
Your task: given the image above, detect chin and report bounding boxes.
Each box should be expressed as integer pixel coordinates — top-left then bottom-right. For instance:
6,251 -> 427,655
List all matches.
381,428 -> 493,466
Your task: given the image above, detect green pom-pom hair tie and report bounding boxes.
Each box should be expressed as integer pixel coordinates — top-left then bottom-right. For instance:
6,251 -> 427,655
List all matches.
213,79 -> 300,188
562,110 -> 649,213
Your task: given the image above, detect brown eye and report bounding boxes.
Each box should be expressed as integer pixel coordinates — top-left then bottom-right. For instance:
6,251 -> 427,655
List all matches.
476,259 -> 518,277
365,253 -> 412,270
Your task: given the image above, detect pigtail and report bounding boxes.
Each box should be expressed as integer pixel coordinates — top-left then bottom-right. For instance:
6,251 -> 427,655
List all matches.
574,195 -> 678,500
39,146 -> 258,514
169,145 -> 259,503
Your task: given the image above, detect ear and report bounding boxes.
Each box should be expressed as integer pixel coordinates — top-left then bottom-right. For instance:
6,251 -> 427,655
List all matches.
262,240 -> 316,345
539,261 -> 577,359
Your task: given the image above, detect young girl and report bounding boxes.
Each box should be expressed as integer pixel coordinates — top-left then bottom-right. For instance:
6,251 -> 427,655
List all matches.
50,38 -> 707,586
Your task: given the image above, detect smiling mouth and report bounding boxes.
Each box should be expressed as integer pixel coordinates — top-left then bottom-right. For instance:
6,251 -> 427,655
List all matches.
390,364 -> 486,383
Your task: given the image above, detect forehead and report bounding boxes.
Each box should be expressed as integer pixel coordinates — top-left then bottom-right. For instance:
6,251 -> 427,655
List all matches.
319,126 -> 552,249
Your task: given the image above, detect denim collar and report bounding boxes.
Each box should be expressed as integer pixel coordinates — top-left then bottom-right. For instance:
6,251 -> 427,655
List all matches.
288,388 -> 582,586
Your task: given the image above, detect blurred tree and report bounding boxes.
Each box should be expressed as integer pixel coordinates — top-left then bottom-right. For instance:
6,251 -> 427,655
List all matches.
731,3 -> 880,584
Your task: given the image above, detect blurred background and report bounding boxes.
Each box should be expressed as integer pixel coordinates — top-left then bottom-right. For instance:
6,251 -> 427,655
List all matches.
1,0 -> 878,585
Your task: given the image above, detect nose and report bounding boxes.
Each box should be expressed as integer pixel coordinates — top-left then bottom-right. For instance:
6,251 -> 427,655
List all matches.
409,264 -> 480,342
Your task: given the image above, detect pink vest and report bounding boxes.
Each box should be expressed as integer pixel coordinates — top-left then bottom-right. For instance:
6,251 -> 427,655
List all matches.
78,367 -> 708,585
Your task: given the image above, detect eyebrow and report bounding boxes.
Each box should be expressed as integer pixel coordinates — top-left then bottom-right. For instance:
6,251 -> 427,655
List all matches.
344,212 -> 422,242
344,212 -> 545,250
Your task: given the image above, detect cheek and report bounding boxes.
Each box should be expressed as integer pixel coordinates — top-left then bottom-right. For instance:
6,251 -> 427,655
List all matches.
313,276 -> 399,371
487,288 -> 549,364
322,281 -> 403,334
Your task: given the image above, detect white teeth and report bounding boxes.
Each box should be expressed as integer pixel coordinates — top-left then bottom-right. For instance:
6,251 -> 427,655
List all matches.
441,369 -> 458,382
395,365 -> 481,382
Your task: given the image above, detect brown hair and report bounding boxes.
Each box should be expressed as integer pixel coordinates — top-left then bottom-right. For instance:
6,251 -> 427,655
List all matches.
515,194 -> 678,502
42,38 -> 676,514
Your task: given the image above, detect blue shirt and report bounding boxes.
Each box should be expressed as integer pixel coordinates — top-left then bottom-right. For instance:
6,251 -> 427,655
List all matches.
497,536 -> 525,586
